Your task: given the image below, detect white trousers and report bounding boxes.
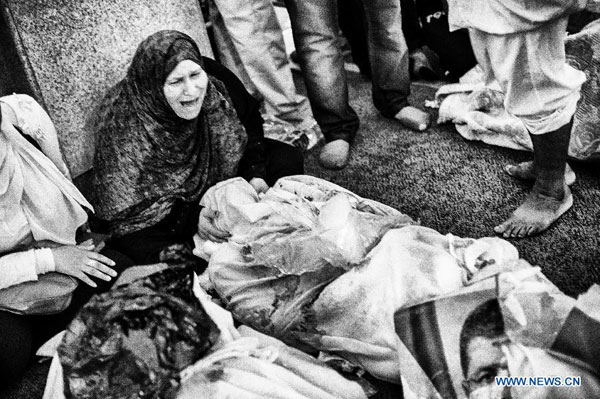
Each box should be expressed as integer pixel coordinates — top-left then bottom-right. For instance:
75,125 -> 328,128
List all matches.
469,17 -> 586,135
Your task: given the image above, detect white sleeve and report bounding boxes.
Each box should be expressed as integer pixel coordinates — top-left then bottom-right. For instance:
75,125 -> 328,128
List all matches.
0,248 -> 56,290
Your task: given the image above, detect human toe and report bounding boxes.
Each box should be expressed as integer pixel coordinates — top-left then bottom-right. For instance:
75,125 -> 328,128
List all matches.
514,224 -> 530,238
504,163 -> 526,178
494,222 -> 507,235
504,161 -> 535,180
505,223 -> 520,238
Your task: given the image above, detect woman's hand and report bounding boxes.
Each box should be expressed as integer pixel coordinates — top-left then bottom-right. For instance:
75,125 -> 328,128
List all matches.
249,177 -> 269,194
197,207 -> 230,243
51,246 -> 117,288
77,238 -> 106,253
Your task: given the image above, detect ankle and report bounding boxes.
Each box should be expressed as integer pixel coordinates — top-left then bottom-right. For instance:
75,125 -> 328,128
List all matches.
533,179 -> 567,199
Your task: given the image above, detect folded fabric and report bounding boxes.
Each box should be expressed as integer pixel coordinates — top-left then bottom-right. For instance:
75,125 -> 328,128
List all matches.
177,333 -> 368,399
436,85 -> 532,152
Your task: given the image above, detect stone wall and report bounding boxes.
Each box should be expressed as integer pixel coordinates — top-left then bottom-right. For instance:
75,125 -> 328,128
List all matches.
0,0 -> 213,177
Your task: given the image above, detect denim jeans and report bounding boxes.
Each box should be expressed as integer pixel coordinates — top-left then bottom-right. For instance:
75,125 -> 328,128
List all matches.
284,0 -> 411,142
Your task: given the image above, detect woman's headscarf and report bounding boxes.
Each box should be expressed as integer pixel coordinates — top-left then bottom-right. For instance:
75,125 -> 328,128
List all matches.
91,30 -> 247,237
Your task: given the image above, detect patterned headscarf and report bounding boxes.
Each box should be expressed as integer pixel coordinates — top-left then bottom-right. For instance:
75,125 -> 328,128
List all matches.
91,30 -> 247,237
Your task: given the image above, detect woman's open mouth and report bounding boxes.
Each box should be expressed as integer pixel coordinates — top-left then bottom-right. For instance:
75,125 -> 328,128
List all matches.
180,98 -> 199,108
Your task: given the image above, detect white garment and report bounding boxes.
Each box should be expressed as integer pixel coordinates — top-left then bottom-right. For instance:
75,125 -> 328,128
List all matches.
0,94 -> 92,289
0,94 -> 71,178
199,176 -> 521,383
0,248 -> 55,289
468,17 -> 586,135
447,0 -> 587,34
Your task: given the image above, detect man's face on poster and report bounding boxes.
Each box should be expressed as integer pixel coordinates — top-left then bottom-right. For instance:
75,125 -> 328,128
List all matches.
462,335 -> 512,399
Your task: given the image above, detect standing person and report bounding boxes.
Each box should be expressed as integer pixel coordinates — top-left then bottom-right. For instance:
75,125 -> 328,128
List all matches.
210,0 -> 320,142
91,30 -> 304,266
446,0 -> 588,238
284,0 -> 431,170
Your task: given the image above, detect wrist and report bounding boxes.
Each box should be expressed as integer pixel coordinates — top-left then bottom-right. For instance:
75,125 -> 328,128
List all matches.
35,248 -> 57,275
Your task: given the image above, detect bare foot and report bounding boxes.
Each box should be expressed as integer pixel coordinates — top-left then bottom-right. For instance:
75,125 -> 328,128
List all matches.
395,106 -> 430,131
319,139 -> 350,170
505,161 -> 576,186
494,186 -> 573,238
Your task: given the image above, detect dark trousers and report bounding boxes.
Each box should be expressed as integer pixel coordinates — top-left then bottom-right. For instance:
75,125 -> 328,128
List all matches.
0,247 -> 133,388
110,139 -> 304,265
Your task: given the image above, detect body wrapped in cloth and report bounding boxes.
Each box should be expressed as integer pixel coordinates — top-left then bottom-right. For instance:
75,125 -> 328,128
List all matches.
196,176 -> 523,383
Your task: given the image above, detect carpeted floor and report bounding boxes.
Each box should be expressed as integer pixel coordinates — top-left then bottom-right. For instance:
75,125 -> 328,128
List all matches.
3,72 -> 599,399
305,73 -> 600,299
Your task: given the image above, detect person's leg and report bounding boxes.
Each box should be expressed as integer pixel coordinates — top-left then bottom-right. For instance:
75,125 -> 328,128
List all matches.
471,22 -> 575,188
401,0 -> 443,81
0,311 -> 32,388
469,28 -> 536,182
504,160 -> 576,186
400,0 -> 424,52
210,3 -> 258,96
496,121 -> 575,238
363,0 -> 430,131
263,138 -> 304,186
338,0 -> 372,77
471,18 -> 585,237
213,0 -> 317,129
284,0 -> 359,169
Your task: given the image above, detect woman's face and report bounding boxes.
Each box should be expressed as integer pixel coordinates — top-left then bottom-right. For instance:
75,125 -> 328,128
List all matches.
163,60 -> 208,120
